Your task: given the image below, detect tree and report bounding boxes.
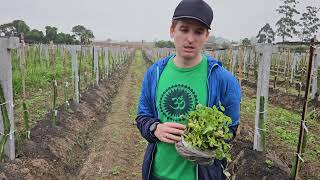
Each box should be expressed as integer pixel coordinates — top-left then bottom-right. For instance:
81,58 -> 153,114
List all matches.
24,29 -> 44,43
72,25 -> 86,42
45,26 -> 58,43
55,32 -> 66,44
241,38 -> 251,46
83,29 -> 94,44
0,20 -> 91,44
12,20 -> 30,36
0,23 -> 15,36
299,6 -> 320,41
155,40 -> 174,48
0,20 -> 30,37
275,0 -> 300,42
55,32 -> 76,44
256,23 -> 275,43
71,25 -> 95,44
66,34 -> 77,44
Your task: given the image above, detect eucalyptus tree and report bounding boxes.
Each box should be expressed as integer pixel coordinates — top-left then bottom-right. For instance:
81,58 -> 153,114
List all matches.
71,25 -> 95,44
275,0 -> 300,42
299,6 -> 320,41
256,23 -> 275,43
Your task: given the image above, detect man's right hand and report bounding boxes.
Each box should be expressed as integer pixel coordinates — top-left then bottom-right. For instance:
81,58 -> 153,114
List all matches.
154,122 -> 186,144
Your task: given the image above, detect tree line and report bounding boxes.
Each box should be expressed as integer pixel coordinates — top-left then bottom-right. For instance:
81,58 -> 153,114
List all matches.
154,40 -> 174,48
0,20 -> 94,44
256,0 -> 320,43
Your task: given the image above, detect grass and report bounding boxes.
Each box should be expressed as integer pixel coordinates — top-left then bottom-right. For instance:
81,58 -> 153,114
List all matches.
240,94 -> 319,162
128,49 -> 148,148
128,50 -> 146,121
111,165 -> 120,175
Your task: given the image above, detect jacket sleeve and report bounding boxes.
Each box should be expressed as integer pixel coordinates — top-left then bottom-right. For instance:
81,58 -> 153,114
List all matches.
135,115 -> 159,143
136,69 -> 159,143
220,70 -> 242,141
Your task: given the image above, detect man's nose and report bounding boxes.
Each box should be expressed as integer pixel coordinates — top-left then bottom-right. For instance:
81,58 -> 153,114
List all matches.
186,33 -> 195,43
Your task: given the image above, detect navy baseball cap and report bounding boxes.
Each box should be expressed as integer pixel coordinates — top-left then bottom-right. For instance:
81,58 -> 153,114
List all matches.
172,0 -> 213,30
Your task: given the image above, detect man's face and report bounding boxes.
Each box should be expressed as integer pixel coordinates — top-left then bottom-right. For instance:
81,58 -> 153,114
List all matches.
170,19 -> 209,60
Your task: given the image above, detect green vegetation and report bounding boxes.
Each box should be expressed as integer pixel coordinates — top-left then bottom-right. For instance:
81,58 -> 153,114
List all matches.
317,67 -> 320,96
258,96 -> 266,151
10,45 -> 122,153
183,104 -> 233,161
265,159 -> 273,168
111,165 -> 120,175
0,19 -> 94,44
128,50 -> 145,122
241,95 -> 319,161
0,83 -> 11,161
154,40 -> 174,48
72,25 -> 95,44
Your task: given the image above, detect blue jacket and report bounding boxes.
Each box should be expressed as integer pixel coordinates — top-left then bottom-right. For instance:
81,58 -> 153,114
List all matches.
136,54 -> 241,180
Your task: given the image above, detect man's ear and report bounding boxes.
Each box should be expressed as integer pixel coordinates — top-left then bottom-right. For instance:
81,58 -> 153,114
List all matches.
170,26 -> 175,38
205,30 -> 210,42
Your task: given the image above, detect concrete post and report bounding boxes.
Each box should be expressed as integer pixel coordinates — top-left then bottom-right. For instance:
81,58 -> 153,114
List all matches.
253,44 -> 277,151
231,49 -> 238,75
291,53 -> 301,83
104,48 -> 109,78
311,48 -> 320,99
243,48 -> 250,76
0,37 -> 19,160
93,47 -> 99,85
67,46 -> 81,104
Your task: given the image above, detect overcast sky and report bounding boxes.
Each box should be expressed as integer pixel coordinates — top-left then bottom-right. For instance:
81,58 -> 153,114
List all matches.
0,0 -> 319,42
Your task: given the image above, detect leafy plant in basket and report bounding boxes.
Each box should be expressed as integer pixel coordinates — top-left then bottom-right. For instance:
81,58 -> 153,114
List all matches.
178,104 -> 233,163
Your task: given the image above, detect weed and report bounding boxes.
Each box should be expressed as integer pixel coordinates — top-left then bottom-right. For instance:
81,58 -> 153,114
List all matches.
265,159 -> 273,168
111,165 -> 120,175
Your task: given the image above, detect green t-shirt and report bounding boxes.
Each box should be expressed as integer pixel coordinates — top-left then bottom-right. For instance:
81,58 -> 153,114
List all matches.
152,55 -> 208,180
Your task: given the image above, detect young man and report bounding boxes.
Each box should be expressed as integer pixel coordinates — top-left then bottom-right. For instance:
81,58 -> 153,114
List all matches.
136,0 -> 241,179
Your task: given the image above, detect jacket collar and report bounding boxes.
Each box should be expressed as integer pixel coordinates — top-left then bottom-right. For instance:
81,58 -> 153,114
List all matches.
155,54 -> 221,73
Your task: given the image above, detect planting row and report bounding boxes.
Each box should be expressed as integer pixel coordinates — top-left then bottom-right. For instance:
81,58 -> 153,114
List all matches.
0,36 -> 134,160
212,46 -> 320,100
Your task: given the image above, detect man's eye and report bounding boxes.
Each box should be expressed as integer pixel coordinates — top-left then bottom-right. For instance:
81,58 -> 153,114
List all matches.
195,30 -> 204,35
180,29 -> 188,33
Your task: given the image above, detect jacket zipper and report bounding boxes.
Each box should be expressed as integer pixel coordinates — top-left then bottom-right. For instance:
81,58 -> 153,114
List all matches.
196,165 -> 199,180
199,63 -> 217,180
206,64 -> 218,107
147,142 -> 158,180
147,66 -> 160,180
156,67 -> 160,117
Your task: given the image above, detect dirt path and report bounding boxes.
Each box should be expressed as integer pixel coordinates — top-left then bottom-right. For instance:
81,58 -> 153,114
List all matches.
78,50 -> 147,180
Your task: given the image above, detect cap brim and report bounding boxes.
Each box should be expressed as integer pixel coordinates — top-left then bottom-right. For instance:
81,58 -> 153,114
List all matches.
172,16 -> 211,30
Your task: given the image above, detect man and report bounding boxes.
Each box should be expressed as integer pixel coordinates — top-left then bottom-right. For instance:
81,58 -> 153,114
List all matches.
136,0 -> 241,179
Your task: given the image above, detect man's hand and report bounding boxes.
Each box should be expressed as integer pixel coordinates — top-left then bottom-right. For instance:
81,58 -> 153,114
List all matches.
154,122 -> 186,144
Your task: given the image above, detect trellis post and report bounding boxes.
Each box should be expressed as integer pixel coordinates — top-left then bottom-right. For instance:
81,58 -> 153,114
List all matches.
253,44 -> 277,151
0,37 -> 19,160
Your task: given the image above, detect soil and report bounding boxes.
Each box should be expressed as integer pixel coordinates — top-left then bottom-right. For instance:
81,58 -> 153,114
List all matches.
242,80 -> 320,119
77,51 -> 147,179
0,52 -> 303,180
230,139 -> 289,180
